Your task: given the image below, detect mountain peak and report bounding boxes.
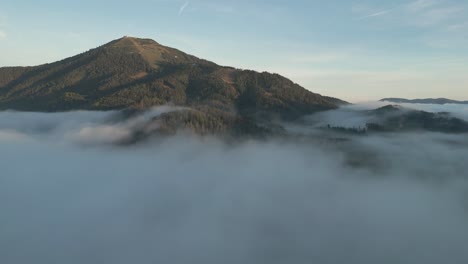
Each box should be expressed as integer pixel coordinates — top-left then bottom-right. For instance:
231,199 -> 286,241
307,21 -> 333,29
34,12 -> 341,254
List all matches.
100,36 -> 185,68
110,36 -> 160,46
104,36 -> 161,51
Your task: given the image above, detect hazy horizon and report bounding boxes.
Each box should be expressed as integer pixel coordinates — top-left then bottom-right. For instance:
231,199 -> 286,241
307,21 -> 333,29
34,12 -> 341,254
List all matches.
1,0 -> 467,101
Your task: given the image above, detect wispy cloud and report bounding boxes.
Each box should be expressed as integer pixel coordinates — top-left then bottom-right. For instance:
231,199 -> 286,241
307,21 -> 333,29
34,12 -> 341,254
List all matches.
447,22 -> 468,31
406,0 -> 438,12
406,5 -> 465,26
405,0 -> 465,26
178,1 -> 189,16
0,30 -> 6,39
354,1 -> 466,26
359,9 -> 393,19
353,0 -> 468,49
352,4 -> 395,20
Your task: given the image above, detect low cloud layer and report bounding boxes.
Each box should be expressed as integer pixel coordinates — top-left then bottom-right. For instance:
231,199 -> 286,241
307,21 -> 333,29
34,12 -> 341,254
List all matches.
1,104 -> 468,264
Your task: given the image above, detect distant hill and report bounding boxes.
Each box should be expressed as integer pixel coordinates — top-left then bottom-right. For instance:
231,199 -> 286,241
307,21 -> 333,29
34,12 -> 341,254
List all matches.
367,105 -> 468,134
322,104 -> 468,135
0,36 -> 348,136
381,98 -> 468,105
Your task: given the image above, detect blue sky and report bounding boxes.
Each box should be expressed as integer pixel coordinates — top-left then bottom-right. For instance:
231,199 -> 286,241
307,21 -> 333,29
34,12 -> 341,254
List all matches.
0,0 -> 467,102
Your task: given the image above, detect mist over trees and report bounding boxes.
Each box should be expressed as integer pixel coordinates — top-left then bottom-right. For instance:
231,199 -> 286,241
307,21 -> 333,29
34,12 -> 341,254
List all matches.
1,104 -> 468,264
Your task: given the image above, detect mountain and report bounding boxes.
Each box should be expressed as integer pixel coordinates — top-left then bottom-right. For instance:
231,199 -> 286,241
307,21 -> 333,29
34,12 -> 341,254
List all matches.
381,98 -> 468,105
0,36 -> 345,114
0,36 -> 349,137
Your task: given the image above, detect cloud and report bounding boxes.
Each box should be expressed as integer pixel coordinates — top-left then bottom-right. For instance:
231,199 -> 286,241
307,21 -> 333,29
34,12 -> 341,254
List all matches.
178,1 -> 190,16
406,0 -> 439,12
0,106 -> 184,144
404,0 -> 466,27
382,102 -> 468,121
0,30 -> 6,39
447,22 -> 468,31
1,106 -> 468,263
355,0 -> 467,30
0,129 -> 27,141
412,6 -> 463,26
358,9 -> 393,19
302,102 -> 468,130
70,125 -> 132,144
351,0 -> 468,51
352,4 -> 395,20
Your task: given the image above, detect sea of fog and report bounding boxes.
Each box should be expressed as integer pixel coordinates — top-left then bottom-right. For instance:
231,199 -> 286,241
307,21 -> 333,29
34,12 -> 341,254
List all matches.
1,103 -> 468,264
